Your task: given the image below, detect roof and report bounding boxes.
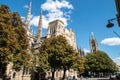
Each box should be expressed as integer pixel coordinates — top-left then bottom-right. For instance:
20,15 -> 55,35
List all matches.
49,19 -> 64,25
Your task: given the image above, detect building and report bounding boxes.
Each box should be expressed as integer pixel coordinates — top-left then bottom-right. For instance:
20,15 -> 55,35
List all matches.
47,19 -> 77,51
79,48 -> 85,57
24,1 -> 34,48
6,1 -> 78,80
89,32 -> 98,53
46,19 -> 78,79
115,0 -> 120,26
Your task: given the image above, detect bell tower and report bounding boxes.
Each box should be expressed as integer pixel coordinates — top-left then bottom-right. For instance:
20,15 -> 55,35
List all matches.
89,32 -> 98,53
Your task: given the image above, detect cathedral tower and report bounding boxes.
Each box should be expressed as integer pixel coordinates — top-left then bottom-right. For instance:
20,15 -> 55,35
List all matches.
38,10 -> 42,38
89,32 -> 98,52
25,1 -> 31,31
36,10 -> 42,43
25,2 -> 33,48
47,19 -> 64,38
47,19 -> 77,51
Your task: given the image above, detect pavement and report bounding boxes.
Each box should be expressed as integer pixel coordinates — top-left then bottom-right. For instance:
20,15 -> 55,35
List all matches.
77,77 -> 110,80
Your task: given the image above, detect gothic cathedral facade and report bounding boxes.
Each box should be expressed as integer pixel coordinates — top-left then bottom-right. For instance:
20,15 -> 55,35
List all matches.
6,2 -> 78,80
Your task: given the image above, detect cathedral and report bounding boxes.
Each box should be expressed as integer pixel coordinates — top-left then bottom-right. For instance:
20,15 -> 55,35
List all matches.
25,1 -> 78,80
24,2 -> 77,51
5,2 -> 78,80
5,2 -> 100,80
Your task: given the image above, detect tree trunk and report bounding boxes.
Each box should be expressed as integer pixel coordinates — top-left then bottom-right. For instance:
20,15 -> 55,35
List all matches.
51,68 -> 55,80
62,68 -> 66,80
0,64 -> 7,80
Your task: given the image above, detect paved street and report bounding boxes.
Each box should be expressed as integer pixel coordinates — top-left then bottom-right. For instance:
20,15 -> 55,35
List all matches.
77,77 -> 109,80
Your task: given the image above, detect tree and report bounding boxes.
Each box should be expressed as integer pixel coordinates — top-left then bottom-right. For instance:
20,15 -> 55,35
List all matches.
0,5 -> 14,79
72,52 -> 85,76
12,12 -> 31,71
0,5 -> 31,79
59,40 -> 75,79
84,50 -> 118,77
38,35 -> 83,79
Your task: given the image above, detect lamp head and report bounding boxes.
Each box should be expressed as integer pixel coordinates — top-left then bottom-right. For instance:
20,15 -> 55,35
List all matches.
106,20 -> 114,28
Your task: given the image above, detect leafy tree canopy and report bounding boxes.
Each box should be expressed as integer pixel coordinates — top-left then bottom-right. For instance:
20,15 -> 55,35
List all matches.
0,5 -> 31,73
39,35 -> 76,70
38,35 -> 85,79
85,50 -> 118,73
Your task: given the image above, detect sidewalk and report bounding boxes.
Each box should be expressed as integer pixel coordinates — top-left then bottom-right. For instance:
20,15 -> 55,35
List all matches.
77,77 -> 109,80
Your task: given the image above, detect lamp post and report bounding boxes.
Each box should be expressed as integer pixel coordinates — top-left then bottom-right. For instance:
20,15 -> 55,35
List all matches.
106,0 -> 120,28
113,31 -> 120,38
106,18 -> 120,37
115,0 -> 120,26
106,18 -> 120,38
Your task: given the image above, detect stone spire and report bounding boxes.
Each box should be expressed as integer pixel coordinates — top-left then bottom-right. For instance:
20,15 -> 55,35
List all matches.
38,10 -> 42,38
36,10 -> 42,43
25,1 -> 34,48
89,32 -> 98,53
91,32 -> 94,39
25,1 -> 32,31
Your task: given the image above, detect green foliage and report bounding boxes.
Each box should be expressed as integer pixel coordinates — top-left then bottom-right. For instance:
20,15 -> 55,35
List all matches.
72,53 -> 85,74
0,5 -> 15,66
38,35 -> 85,79
85,50 -> 118,73
0,4 -> 31,73
39,35 -> 76,70
37,38 -> 51,72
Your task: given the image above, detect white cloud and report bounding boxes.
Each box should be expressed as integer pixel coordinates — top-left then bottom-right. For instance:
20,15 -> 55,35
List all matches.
84,48 -> 90,53
113,57 -> 120,66
83,48 -> 90,54
31,16 -> 39,27
27,0 -> 73,29
41,0 -> 73,12
21,16 -> 25,22
30,15 -> 49,29
24,5 -> 29,8
40,0 -> 73,28
42,15 -> 49,29
101,37 -> 120,46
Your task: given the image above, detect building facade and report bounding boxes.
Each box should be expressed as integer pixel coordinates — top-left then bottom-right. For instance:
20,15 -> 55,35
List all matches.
6,1 -> 78,80
47,19 -> 77,51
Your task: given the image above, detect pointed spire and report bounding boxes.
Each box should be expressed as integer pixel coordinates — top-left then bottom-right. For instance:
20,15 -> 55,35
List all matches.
91,32 -> 95,39
38,10 -> 42,38
36,10 -> 43,43
25,1 -> 32,31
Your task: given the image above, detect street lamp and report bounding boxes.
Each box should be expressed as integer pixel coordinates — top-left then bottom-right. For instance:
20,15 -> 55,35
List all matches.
106,18 -> 116,28
106,18 -> 120,37
106,16 -> 120,28
106,0 -> 120,28
106,0 -> 120,36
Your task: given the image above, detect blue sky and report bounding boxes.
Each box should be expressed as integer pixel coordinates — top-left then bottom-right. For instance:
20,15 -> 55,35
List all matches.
0,0 -> 120,65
